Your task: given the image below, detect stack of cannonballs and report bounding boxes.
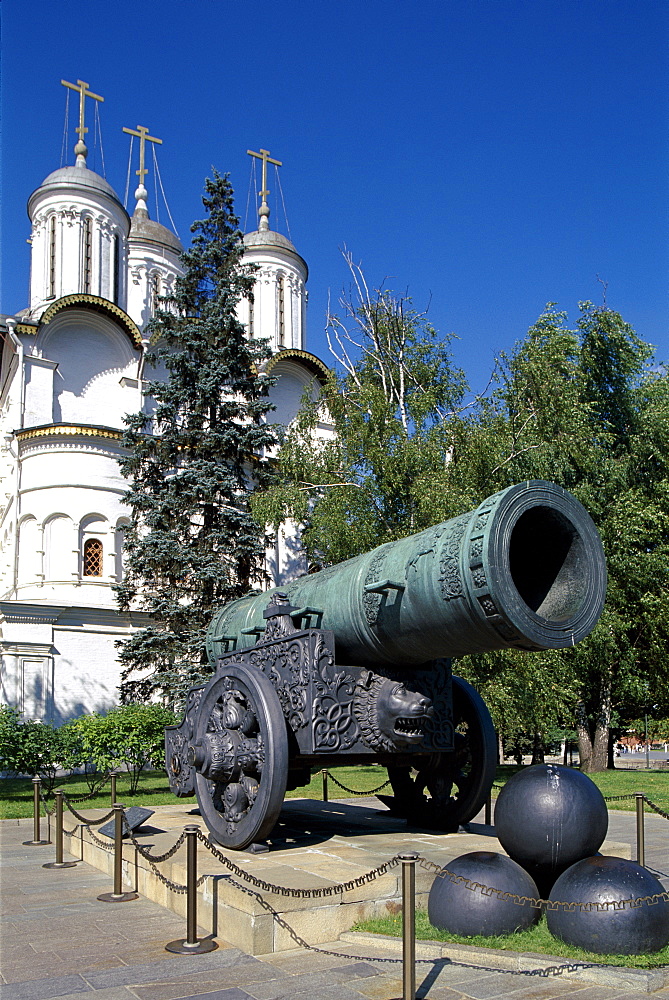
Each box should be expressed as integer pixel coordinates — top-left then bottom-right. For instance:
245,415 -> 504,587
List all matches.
427,764 -> 669,955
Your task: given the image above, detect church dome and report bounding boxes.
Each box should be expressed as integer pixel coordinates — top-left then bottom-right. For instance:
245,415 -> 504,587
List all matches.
129,209 -> 182,254
243,229 -> 308,278
28,165 -> 124,216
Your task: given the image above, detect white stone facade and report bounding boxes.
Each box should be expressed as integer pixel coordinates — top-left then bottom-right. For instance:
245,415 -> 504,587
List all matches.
0,147 -> 329,723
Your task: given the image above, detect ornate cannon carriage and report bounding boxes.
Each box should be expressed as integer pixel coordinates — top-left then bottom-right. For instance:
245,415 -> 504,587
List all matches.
166,480 -> 606,849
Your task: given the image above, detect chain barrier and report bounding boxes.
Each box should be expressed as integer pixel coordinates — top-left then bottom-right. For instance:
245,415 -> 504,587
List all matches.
418,857 -> 669,911
136,852 -> 208,895
324,770 -> 392,796
221,873 -> 405,963
85,824 -> 116,852
60,773 -> 112,803
37,774 -> 667,977
38,772 -> 112,806
601,791 -> 669,820
197,829 -> 401,897
644,796 -> 669,821
39,789 -> 56,816
50,799 -> 666,979
209,872 -> 597,978
60,785 -> 107,803
62,796 -> 115,825
127,827 -> 188,863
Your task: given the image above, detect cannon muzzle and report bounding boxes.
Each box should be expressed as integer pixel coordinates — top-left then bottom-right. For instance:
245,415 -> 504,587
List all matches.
207,480 -> 606,667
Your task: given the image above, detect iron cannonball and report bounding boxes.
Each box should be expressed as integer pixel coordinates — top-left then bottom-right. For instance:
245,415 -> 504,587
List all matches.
494,764 -> 607,886
427,851 -> 540,937
546,856 -> 669,955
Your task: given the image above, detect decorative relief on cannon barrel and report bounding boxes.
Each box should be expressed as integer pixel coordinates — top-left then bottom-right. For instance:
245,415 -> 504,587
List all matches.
465,494 -> 527,645
362,547 -> 390,625
438,515 -> 470,601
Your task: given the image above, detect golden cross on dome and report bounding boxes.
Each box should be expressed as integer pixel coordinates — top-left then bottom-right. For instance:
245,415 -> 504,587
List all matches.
247,147 -> 282,209
61,79 -> 104,148
122,125 -> 163,183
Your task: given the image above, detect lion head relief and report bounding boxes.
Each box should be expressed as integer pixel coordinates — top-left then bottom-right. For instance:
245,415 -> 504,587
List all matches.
353,671 -> 434,753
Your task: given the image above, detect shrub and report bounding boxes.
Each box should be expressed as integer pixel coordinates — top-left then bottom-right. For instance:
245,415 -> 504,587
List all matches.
0,705 -> 64,792
72,703 -> 177,794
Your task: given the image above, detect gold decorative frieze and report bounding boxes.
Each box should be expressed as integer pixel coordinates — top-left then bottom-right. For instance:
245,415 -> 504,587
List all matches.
40,294 -> 142,349
265,349 -> 330,384
16,424 -> 123,442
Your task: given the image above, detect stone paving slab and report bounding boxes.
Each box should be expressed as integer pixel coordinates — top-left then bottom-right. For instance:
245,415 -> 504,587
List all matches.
3,802 -> 669,1000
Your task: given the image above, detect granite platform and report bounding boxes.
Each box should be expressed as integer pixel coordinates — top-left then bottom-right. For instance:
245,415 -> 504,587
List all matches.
57,796 -> 632,956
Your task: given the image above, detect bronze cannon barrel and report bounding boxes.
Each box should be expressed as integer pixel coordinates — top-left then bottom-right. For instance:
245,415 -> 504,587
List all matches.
206,480 -> 606,668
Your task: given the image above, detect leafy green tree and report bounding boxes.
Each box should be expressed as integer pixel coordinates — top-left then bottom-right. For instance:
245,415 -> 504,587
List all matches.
257,279 -> 669,772
569,305 -> 669,769
116,172 -> 276,705
72,704 -> 177,794
253,253 -> 466,564
455,303 -> 669,770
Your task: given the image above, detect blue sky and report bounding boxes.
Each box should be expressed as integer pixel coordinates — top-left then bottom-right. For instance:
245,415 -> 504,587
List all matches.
2,0 -> 667,393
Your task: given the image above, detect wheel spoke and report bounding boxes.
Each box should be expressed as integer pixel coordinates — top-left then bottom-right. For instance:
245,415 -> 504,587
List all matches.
193,665 -> 288,849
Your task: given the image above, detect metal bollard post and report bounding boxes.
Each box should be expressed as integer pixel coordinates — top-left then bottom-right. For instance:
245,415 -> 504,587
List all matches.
110,771 -> 117,807
98,804 -> 138,902
165,825 -> 217,954
484,791 -> 492,827
398,852 -> 418,1000
636,792 -> 645,867
322,768 -> 328,802
42,790 -> 78,869
23,777 -> 50,845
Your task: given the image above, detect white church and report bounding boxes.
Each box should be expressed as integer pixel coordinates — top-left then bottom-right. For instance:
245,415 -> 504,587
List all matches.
0,80 -> 329,724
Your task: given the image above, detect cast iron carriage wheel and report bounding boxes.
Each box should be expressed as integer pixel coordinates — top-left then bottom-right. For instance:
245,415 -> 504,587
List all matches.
193,663 -> 289,850
382,675 -> 497,830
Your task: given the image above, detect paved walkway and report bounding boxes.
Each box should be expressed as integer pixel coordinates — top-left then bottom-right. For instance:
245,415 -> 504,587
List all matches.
1,804 -> 668,1000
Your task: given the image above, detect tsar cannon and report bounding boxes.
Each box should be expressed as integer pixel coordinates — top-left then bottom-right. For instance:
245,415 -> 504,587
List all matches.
165,480 -> 606,849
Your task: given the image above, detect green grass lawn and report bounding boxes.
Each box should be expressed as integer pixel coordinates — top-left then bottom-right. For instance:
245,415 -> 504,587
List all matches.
1,762 -> 667,819
493,764 -> 669,814
353,909 -> 669,969
0,764 -> 392,819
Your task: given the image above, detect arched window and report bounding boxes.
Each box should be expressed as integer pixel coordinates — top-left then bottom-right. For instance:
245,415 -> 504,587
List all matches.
112,234 -> 120,304
83,538 -> 103,577
82,216 -> 93,293
48,216 -> 57,298
278,276 -> 285,346
151,271 -> 162,312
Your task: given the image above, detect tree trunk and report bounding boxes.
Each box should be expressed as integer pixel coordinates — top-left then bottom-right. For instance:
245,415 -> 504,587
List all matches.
607,731 -> 616,770
590,672 -> 612,771
576,700 -> 593,771
531,732 -> 545,765
576,674 -> 613,773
